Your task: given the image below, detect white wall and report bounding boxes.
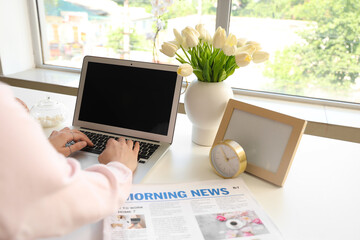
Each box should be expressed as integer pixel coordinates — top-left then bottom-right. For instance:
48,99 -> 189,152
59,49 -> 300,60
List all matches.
0,0 -> 35,75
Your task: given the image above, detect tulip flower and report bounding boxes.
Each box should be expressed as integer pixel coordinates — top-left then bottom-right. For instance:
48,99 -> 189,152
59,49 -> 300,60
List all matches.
159,41 -> 178,57
181,27 -> 199,48
187,26 -> 200,38
173,28 -> 183,46
177,63 -> 193,77
168,40 -> 180,48
246,41 -> 262,50
252,51 -> 270,63
181,38 -> 190,51
235,52 -> 252,67
222,33 -> 237,56
235,44 -> 257,55
195,24 -> 212,43
212,26 -> 226,49
237,38 -> 247,47
159,24 -> 269,82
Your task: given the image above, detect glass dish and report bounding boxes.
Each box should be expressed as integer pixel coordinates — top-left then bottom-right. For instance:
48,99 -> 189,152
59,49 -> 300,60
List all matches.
30,96 -> 66,128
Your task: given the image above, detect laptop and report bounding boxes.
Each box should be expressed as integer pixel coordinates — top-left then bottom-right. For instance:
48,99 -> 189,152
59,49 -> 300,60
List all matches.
70,55 -> 183,183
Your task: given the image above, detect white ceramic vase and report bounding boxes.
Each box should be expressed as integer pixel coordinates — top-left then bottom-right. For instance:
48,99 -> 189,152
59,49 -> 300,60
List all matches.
184,79 -> 234,146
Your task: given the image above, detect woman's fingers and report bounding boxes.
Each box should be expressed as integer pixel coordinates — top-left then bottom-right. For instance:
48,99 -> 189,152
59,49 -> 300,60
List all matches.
133,141 -> 140,153
126,139 -> 134,149
57,127 -> 93,146
106,138 -> 117,147
71,130 -> 93,146
117,137 -> 139,151
69,141 -> 87,153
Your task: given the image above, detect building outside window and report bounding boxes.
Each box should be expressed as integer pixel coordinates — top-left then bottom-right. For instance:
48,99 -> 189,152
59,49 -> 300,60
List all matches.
36,0 -> 360,104
39,0 -> 215,67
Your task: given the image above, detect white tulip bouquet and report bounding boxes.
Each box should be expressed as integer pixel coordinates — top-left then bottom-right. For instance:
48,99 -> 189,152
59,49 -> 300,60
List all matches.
160,24 -> 269,82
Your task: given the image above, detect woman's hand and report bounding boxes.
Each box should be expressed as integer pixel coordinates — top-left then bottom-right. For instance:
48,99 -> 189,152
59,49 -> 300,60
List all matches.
99,137 -> 139,172
48,127 -> 93,157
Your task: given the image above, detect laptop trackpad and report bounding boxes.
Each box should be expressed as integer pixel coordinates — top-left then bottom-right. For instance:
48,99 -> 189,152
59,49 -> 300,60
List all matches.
70,151 -> 99,169
69,150 -> 146,184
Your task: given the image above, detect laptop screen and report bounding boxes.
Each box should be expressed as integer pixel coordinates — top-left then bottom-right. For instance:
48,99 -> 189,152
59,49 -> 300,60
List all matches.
74,56 -> 182,142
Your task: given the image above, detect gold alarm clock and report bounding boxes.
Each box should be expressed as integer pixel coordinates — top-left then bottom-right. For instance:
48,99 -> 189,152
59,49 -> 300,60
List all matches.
210,139 -> 247,178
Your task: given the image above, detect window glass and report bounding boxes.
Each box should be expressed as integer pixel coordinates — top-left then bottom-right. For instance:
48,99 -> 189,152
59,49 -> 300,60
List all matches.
229,0 -> 360,103
40,0 -> 217,68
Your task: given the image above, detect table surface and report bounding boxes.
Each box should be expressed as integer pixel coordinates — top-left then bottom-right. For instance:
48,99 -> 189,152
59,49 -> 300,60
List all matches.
10,86 -> 360,240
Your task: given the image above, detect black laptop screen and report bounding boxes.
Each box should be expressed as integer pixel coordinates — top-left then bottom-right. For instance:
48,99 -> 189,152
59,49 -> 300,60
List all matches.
78,62 -> 178,136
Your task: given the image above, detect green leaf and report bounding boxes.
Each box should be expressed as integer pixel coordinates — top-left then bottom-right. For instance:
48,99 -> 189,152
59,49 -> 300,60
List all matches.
193,69 -> 204,81
209,49 -> 220,68
212,53 -> 228,82
226,65 -> 238,78
218,69 -> 227,82
212,60 -> 223,82
225,56 -> 236,70
203,59 -> 211,81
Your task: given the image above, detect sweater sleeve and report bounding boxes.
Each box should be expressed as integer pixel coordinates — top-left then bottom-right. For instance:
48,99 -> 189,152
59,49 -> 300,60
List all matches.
0,83 -> 133,240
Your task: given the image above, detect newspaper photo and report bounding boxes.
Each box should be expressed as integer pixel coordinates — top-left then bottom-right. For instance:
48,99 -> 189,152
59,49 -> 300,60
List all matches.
104,178 -> 283,240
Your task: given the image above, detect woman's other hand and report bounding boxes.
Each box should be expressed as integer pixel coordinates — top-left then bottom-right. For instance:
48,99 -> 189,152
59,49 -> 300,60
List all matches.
99,137 -> 139,172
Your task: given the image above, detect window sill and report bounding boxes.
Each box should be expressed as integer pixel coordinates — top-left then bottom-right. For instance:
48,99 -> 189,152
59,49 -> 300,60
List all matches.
0,68 -> 80,95
1,68 -> 360,143
230,92 -> 360,144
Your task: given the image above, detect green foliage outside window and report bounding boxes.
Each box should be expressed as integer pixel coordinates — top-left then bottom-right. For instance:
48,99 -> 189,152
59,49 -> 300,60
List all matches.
234,0 -> 360,99
106,27 -> 151,53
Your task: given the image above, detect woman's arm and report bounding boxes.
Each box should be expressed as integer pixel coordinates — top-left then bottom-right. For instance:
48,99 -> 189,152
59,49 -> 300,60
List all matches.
0,83 -> 135,239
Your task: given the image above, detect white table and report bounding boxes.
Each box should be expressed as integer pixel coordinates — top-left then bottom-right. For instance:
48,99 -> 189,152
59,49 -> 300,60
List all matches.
10,86 -> 360,240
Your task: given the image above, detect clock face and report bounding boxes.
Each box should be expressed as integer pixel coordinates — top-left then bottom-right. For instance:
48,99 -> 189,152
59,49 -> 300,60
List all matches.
211,144 -> 241,178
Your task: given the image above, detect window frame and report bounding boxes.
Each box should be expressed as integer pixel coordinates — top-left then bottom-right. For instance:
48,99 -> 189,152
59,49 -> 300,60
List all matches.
29,0 -> 82,73
31,0 -> 232,72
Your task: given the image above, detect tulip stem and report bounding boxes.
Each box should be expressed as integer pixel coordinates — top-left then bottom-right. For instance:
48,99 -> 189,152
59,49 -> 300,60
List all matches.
180,45 -> 192,64
175,52 -> 186,64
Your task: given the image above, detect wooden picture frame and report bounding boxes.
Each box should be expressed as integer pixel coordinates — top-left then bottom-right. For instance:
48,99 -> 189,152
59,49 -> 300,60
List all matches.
213,99 -> 307,186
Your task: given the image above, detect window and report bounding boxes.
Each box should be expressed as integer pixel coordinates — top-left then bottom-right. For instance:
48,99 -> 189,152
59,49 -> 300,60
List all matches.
228,0 -> 360,103
37,0 -> 217,68
35,0 -> 360,104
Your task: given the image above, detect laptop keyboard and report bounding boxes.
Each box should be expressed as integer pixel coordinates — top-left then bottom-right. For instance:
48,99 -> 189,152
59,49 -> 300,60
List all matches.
79,130 -> 160,164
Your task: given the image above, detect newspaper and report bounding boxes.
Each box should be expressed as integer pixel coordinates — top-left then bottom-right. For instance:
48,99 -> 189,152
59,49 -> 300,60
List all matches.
104,178 -> 283,240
